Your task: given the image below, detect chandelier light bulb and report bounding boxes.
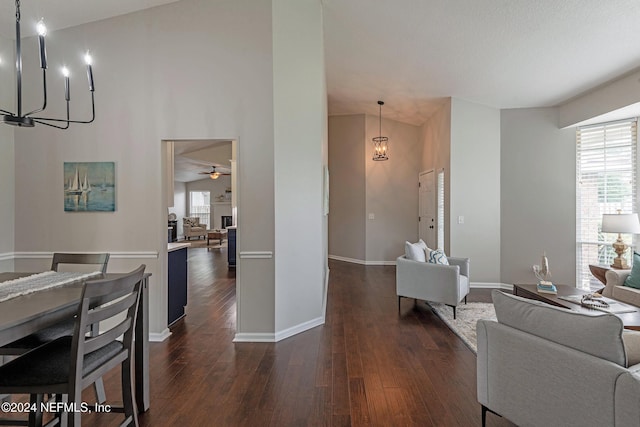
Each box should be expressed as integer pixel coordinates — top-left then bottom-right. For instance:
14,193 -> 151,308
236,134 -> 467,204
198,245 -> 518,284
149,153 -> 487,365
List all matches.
36,19 -> 46,36
61,67 -> 69,77
84,52 -> 92,65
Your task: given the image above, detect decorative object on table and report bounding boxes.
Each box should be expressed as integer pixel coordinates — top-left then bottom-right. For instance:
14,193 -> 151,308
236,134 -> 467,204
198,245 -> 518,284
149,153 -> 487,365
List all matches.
372,100 -> 389,161
601,211 -> 640,269
580,293 -> 610,310
1,0 -> 96,129
63,162 -> 115,212
532,251 -> 551,282
536,282 -> 557,294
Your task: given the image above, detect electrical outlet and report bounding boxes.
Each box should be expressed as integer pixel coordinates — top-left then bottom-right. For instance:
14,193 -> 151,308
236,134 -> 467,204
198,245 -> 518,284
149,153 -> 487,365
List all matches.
458,215 -> 464,224
368,213 -> 375,220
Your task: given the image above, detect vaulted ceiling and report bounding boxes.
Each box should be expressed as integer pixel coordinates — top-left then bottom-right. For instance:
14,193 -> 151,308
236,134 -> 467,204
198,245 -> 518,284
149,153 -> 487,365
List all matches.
3,0 -> 639,126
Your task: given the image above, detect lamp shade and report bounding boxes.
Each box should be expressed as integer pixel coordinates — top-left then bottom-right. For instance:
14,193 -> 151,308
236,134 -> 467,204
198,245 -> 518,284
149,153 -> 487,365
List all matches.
602,213 -> 640,234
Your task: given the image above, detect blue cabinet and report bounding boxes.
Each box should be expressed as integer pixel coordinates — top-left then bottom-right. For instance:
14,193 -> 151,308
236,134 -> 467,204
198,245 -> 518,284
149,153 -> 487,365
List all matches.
228,227 -> 236,268
168,246 -> 187,326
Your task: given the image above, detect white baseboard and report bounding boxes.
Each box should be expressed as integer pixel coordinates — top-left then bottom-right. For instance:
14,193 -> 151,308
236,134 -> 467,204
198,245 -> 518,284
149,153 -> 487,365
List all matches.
328,254 -> 395,266
0,252 -> 13,261
233,332 -> 276,342
149,328 -> 171,342
471,282 -> 513,290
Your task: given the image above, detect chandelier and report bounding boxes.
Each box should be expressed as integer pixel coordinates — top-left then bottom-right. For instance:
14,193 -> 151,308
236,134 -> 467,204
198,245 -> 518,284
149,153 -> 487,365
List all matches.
1,0 -> 95,129
372,100 -> 388,161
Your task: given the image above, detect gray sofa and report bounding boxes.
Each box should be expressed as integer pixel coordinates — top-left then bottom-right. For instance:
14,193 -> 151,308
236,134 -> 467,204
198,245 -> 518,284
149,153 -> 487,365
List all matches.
604,268 -> 640,307
477,290 -> 640,427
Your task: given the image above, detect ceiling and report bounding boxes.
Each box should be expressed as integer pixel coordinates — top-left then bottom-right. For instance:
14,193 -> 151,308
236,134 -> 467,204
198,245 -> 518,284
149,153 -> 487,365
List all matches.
173,140 -> 232,183
4,0 -> 639,127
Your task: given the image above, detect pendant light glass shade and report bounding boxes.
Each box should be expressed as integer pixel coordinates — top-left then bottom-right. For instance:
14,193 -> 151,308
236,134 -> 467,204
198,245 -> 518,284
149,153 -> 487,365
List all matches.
372,100 -> 388,161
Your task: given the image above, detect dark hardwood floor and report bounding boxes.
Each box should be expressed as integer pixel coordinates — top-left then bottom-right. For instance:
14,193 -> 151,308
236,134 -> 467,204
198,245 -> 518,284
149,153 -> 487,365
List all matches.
77,247 -> 513,426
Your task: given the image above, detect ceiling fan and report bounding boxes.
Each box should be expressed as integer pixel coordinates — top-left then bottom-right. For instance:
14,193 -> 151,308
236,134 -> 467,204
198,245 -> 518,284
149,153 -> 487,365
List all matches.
198,166 -> 231,180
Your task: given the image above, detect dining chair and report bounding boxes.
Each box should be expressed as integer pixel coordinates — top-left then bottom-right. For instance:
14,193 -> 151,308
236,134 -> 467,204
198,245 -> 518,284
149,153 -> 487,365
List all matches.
0,264 -> 146,427
0,253 -> 111,403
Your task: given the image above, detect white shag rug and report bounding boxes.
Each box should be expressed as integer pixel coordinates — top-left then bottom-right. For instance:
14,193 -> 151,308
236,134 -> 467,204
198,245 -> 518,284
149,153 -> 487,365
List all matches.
428,302 -> 496,353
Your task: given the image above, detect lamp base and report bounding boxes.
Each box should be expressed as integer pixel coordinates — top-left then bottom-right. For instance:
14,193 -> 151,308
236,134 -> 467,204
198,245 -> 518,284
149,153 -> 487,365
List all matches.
610,257 -> 630,269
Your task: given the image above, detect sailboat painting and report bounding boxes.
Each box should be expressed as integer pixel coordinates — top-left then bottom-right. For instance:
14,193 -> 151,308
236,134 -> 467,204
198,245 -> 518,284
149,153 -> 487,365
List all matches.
64,162 -> 115,212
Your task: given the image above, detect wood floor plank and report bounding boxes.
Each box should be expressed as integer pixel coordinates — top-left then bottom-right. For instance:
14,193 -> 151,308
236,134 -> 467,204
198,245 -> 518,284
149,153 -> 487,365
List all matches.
55,249 -> 517,426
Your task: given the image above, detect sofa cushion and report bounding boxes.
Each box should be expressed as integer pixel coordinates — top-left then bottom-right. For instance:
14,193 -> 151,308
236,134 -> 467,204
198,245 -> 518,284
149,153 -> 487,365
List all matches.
622,330 -> 640,367
492,290 -> 626,366
405,241 -> 426,262
428,249 -> 449,265
624,252 -> 640,289
612,285 -> 640,308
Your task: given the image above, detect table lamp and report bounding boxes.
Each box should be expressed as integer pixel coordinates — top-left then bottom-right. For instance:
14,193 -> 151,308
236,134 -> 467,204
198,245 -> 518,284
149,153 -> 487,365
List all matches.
601,212 -> 640,269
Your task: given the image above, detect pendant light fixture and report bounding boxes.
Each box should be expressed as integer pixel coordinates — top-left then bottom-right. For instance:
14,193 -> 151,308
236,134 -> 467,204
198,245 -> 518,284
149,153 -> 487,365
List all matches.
372,100 -> 388,161
1,0 -> 96,129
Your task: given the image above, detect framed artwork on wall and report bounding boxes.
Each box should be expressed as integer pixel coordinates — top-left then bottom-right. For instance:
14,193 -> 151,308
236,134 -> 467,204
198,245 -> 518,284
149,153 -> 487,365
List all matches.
64,162 -> 116,212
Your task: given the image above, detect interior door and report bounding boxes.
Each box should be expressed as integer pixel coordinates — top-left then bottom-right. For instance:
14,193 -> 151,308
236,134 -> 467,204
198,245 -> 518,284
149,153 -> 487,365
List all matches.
419,170 -> 436,248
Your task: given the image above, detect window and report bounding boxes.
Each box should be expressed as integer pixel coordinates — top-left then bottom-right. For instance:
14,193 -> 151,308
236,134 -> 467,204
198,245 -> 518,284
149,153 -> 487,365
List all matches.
189,191 -> 210,229
437,170 -> 445,250
576,119 -> 637,289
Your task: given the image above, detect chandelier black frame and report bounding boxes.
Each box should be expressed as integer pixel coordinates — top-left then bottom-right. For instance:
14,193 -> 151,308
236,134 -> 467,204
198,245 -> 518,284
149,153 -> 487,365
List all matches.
1,0 -> 95,129
372,100 -> 388,161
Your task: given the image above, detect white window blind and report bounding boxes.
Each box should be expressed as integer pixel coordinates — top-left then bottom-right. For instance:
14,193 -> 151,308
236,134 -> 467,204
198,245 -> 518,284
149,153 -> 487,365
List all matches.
437,170 -> 445,250
576,119 -> 637,288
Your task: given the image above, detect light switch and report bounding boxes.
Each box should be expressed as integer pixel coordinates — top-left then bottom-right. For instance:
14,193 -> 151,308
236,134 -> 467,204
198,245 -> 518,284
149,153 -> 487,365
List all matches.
458,215 -> 464,224
368,213 -> 375,220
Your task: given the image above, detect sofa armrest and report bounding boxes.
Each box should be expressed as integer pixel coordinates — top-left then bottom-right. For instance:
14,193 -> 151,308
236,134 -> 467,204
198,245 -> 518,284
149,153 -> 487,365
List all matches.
396,256 -> 463,305
615,370 -> 640,426
447,257 -> 469,278
604,269 -> 631,297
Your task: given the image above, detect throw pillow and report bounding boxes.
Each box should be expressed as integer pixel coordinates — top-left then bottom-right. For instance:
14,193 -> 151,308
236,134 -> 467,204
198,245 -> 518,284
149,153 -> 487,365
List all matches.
428,249 -> 449,265
624,252 -> 640,289
405,241 -> 426,262
417,239 -> 433,259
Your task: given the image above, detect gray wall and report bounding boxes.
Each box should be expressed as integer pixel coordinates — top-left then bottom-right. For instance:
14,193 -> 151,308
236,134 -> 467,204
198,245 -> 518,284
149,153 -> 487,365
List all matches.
328,114 -> 421,263
328,115 -> 366,261
450,98 -> 501,283
365,115 -> 421,262
420,100 -> 451,251
9,0 -> 327,340
501,107 -> 576,286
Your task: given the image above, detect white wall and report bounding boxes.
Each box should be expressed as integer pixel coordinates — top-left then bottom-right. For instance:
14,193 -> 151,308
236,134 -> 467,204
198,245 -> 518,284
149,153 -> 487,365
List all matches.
272,0 -> 326,335
11,0 -> 281,337
365,115 -> 421,262
0,35 -> 14,272
559,69 -> 640,128
450,98 -> 501,283
501,107 -> 576,286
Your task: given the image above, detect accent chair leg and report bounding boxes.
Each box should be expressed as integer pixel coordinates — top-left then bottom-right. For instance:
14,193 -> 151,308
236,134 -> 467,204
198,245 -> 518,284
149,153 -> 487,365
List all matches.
465,296 -> 467,304
453,306 -> 456,319
398,296 -> 401,313
481,405 -> 487,427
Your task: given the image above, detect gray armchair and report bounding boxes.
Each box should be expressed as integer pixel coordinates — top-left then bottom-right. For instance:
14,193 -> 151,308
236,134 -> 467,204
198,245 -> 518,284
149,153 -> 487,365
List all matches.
477,290 -> 640,427
396,255 -> 470,318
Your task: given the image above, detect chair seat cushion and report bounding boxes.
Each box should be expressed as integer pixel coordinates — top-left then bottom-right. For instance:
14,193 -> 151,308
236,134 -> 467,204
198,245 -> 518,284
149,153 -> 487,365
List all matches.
0,336 -> 123,388
0,318 -> 76,351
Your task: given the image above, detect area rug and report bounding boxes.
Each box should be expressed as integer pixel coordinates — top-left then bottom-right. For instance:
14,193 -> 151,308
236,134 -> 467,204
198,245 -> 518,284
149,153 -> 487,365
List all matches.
428,302 -> 496,353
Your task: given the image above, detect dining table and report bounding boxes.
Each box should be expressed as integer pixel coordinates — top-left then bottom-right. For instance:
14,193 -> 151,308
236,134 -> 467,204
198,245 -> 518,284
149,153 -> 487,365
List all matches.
0,271 -> 151,412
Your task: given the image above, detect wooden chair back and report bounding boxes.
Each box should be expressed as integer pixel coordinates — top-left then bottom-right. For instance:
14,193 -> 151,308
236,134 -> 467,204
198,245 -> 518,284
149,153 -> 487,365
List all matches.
51,252 -> 110,274
68,264 -> 145,426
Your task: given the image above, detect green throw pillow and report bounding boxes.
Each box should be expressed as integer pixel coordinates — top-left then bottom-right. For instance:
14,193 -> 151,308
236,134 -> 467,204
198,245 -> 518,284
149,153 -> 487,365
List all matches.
624,252 -> 640,289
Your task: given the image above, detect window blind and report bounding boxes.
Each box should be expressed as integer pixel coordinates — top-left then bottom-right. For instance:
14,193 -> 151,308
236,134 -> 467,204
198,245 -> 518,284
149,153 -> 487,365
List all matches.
576,119 -> 637,288
437,170 -> 445,250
